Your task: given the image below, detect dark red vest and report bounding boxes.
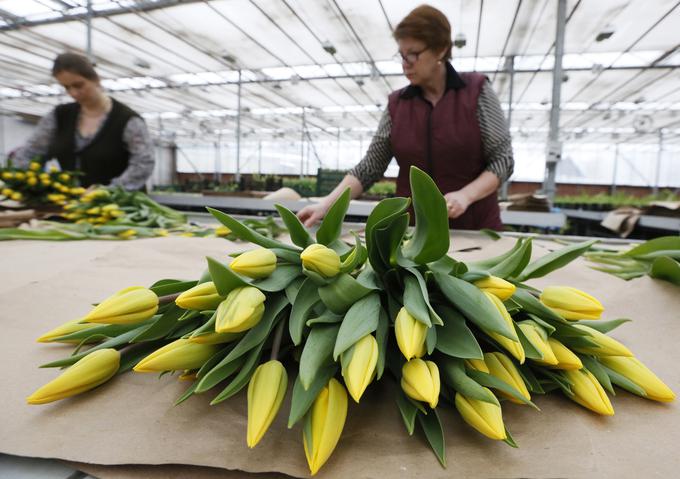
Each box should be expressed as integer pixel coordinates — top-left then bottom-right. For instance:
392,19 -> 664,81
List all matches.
388,72 -> 503,230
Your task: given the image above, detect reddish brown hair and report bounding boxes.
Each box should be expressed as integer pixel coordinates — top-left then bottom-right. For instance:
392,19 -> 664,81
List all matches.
52,52 -> 99,82
393,5 -> 453,60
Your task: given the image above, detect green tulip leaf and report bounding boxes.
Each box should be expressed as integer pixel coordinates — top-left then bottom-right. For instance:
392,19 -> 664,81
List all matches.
269,248 -> 302,265
375,307 -> 389,379
206,256 -> 249,296
417,408 -> 447,467
289,278 -> 321,345
440,357 -> 499,406
288,365 -> 337,428
150,279 -> 197,296
401,166 -> 450,264
251,264 -> 301,292
207,207 -> 299,251
433,305 -> 483,359
396,388 -> 418,435
515,239 -> 597,281
575,318 -> 631,334
333,293 -> 381,360
425,322 -> 437,355
514,323 -> 545,360
132,305 -> 186,342
503,428 -> 519,448
299,324 -> 339,390
406,267 -> 444,326
579,356 -> 615,395
117,341 -> 166,374
433,272 -> 515,339
511,288 -> 569,324
339,232 -> 367,274
480,228 -> 502,240
467,238 -> 524,271
365,197 -> 410,273
316,187 -> 350,246
175,381 -> 199,406
625,236 -> 680,258
403,274 -> 432,327
488,238 -> 532,279
195,351 -> 246,394
210,342 -> 264,404
306,310 -> 344,326
649,256 -> 680,286
318,273 -> 374,314
284,276 -> 305,303
467,370 -> 539,409
516,364 -> 544,394
275,204 -> 313,248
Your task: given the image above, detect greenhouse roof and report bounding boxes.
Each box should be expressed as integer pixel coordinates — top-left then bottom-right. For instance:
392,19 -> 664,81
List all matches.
0,0 -> 678,146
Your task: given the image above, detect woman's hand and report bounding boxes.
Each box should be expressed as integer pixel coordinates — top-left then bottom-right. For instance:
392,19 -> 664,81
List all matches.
443,190 -> 471,219
297,202 -> 330,228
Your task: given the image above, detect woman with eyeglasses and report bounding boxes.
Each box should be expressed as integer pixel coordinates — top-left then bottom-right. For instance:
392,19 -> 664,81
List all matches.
13,52 -> 154,190
298,4 -> 513,230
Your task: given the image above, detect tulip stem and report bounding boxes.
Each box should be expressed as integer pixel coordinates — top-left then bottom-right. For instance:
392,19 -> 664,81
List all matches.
158,293 -> 181,305
270,318 -> 285,360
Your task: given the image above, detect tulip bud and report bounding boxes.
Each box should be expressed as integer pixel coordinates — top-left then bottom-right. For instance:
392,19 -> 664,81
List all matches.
394,307 -> 427,360
188,331 -> 243,345
133,338 -> 219,373
247,360 -> 288,447
600,356 -> 675,402
563,369 -> 614,415
83,286 -> 158,325
455,389 -> 507,440
484,352 -> 531,403
175,281 -> 224,311
518,322 -> 558,365
230,248 -> 277,279
341,334 -> 378,403
215,225 -> 232,237
401,358 -> 440,408
303,378 -> 348,476
482,292 -> 525,364
539,286 -> 604,320
27,349 -> 120,404
300,244 -> 340,278
465,358 -> 490,373
572,325 -> 633,357
215,286 -> 266,333
36,318 -> 98,343
547,338 -> 583,370
474,276 -> 516,301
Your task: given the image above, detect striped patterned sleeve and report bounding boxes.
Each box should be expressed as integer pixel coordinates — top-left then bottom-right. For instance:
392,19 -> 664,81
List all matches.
477,80 -> 514,182
12,108 -> 57,168
347,107 -> 393,190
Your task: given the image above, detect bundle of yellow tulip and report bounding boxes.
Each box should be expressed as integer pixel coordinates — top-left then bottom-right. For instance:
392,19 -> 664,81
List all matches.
28,167 -> 674,475
0,160 -> 84,205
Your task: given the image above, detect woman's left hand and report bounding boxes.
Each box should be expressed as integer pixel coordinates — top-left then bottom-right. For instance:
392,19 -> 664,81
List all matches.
443,190 -> 471,219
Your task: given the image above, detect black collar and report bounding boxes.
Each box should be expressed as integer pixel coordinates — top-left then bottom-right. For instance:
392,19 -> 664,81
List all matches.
399,62 -> 466,99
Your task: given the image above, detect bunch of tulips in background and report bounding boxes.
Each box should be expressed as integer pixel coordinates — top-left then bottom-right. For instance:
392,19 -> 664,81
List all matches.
1,160 -> 84,205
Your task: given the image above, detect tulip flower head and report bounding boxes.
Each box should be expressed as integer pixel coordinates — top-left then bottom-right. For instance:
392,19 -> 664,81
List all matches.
540,286 -> 604,320
455,389 -> 507,440
300,244 -> 341,278
175,281 -> 224,311
483,292 -> 525,363
83,286 -> 158,325
394,307 -> 427,360
230,248 -> 277,279
247,360 -> 288,447
401,358 -> 440,408
547,338 -> 583,370
563,369 -> 614,415
133,338 -> 219,373
600,356 -> 675,402
572,325 -> 633,357
341,334 -> 378,403
474,276 -> 516,301
215,286 -> 266,333
484,352 -> 531,403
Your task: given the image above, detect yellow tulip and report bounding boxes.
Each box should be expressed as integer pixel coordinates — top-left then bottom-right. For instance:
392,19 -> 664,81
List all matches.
215,286 -> 266,333
539,286 -> 604,320
86,206 -> 101,215
188,331 -> 243,345
247,360 -> 288,447
563,369 -> 614,415
41,179 -> 51,186
215,225 -> 232,237
11,192 -> 23,201
14,171 -> 25,180
547,338 -> 583,370
117,229 -> 137,239
394,307 -> 427,360
27,349 -> 120,404
29,161 -> 42,171
300,244 -> 340,278
1,172 -> 12,180
101,203 -> 119,212
474,276 -> 516,300
70,187 -> 85,195
465,358 -> 490,374
401,358 -> 440,408
1,188 -> 13,196
133,338 -> 219,373
484,352 -> 531,404
455,389 -> 506,440
83,286 -> 158,324
230,248 -> 277,279
572,325 -> 633,357
341,334 -> 378,403
518,322 -> 558,365
27,177 -> 38,186
600,356 -> 675,402
59,173 -> 71,182
36,318 -> 98,343
175,281 -> 224,310
303,378 -> 348,476
483,292 -> 524,364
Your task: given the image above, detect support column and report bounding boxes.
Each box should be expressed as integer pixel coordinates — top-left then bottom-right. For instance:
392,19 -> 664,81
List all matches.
86,0 -> 93,62
300,108 -> 306,179
653,129 -> 664,195
258,140 -> 262,175
500,55 -> 515,200
235,69 -> 242,183
542,0 -> 567,200
610,144 -> 619,195
336,128 -> 341,170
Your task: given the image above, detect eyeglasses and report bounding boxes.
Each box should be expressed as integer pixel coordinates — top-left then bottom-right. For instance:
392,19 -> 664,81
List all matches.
393,48 -> 428,65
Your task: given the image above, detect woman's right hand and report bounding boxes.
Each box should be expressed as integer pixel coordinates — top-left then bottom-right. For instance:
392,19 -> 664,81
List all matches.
297,202 -> 329,227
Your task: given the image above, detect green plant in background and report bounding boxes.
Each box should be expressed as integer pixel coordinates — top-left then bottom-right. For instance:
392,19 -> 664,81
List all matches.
365,181 -> 396,198
283,178 -> 317,197
585,236 -> 680,286
26,166 -> 675,476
